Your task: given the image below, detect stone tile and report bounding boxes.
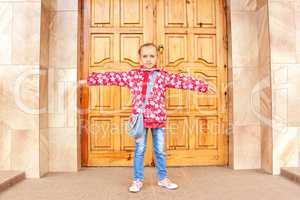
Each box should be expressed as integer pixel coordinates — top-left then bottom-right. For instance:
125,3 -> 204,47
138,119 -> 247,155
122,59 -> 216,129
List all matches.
10,128 -> 40,178
40,68 -> 48,121
257,3 -> 271,77
277,127 -> 299,167
269,1 -> 296,63
0,3 -> 12,64
48,67 -> 77,128
49,11 -> 78,67
296,1 -> 300,63
230,12 -> 259,67
287,65 -> 300,126
50,0 -> 78,11
0,65 -> 40,130
40,0 -> 51,68
11,2 -> 41,65
261,122 -> 273,173
0,121 -> 12,170
48,127 -> 79,172
257,0 -> 268,10
232,67 -> 261,125
230,0 -> 257,11
39,128 -> 49,177
271,64 -> 288,130
233,124 -> 261,169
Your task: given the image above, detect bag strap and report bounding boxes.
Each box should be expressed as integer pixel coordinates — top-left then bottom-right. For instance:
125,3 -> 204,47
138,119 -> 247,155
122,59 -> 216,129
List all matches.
140,70 -> 158,113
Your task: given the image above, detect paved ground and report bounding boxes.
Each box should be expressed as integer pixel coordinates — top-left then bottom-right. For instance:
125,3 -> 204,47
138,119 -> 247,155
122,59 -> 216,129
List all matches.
0,166 -> 300,200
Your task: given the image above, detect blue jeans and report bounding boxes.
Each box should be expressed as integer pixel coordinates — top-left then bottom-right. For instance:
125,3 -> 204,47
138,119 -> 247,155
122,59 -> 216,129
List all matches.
133,127 -> 167,181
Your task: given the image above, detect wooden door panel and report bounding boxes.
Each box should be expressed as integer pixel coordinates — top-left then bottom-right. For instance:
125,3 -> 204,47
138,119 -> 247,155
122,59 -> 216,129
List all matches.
194,0 -> 216,27
156,0 -> 228,166
120,0 -> 143,26
165,35 -> 188,66
91,34 -> 114,66
193,34 -> 217,65
91,0 -> 113,27
165,117 -> 189,150
165,0 -> 187,27
89,86 -> 116,111
166,88 -> 188,110
194,116 -> 218,148
90,116 -> 116,151
120,117 -> 135,151
190,72 -> 217,110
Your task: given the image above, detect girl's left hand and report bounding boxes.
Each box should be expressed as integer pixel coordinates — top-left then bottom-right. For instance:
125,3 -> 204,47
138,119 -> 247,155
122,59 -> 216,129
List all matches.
207,82 -> 216,94
79,80 -> 87,85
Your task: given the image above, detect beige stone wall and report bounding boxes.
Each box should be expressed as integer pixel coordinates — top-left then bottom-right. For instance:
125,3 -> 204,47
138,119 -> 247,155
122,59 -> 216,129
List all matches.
0,0 -> 80,178
267,0 -> 300,174
227,0 -> 300,175
0,0 -> 43,178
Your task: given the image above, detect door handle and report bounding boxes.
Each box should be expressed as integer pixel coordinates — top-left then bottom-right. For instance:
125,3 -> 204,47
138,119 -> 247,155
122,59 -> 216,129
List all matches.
158,44 -> 164,53
158,44 -> 165,70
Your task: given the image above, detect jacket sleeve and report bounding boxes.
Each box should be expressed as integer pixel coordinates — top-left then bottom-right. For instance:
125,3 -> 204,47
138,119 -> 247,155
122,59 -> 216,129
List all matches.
165,71 -> 208,93
87,71 -> 131,87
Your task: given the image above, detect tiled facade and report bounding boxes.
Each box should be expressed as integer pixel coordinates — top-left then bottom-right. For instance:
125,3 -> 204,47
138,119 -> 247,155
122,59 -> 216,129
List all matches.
0,0 -> 299,178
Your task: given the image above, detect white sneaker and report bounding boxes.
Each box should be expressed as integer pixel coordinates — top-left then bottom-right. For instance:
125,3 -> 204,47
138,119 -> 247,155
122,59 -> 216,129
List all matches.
158,177 -> 178,190
129,180 -> 143,193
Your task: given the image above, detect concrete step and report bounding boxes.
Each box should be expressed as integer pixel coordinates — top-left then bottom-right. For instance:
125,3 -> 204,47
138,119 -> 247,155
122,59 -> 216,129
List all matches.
0,171 -> 25,192
281,167 -> 300,185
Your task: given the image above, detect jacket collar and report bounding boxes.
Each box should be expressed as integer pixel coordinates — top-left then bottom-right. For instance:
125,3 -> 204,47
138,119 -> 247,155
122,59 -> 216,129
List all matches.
140,64 -> 159,71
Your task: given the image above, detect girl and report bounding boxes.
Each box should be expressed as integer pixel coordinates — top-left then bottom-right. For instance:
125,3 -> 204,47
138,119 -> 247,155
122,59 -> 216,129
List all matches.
83,43 -> 215,193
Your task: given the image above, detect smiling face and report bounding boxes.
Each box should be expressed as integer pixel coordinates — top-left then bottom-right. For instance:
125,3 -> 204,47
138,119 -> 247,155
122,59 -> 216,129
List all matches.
139,45 -> 158,69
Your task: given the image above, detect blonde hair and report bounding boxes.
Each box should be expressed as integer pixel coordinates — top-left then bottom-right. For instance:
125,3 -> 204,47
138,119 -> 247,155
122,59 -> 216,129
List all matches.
138,42 -> 158,55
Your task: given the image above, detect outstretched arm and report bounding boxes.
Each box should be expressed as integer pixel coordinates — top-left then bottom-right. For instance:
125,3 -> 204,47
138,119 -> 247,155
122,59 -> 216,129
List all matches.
87,71 -> 131,87
165,71 -> 209,93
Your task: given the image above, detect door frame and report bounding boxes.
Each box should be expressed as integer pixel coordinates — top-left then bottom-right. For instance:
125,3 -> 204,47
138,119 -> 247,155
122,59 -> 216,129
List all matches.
78,0 -> 229,167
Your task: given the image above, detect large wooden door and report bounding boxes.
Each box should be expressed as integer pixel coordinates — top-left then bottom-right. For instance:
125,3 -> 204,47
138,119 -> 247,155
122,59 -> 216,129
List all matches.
80,0 -> 228,166
156,0 -> 228,165
81,0 -> 156,166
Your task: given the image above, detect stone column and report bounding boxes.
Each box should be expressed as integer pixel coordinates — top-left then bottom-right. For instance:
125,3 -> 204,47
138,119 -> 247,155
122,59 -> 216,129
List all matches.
48,0 -> 80,172
228,0 -> 300,175
0,0 -> 47,178
227,0 -> 262,170
266,0 -> 300,174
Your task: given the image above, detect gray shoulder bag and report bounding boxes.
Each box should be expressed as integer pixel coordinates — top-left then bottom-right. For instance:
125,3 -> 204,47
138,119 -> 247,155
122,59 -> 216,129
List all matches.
127,70 -> 158,138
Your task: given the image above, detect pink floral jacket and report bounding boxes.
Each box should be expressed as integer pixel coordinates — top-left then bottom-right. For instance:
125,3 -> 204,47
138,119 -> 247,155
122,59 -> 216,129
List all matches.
87,67 -> 208,128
